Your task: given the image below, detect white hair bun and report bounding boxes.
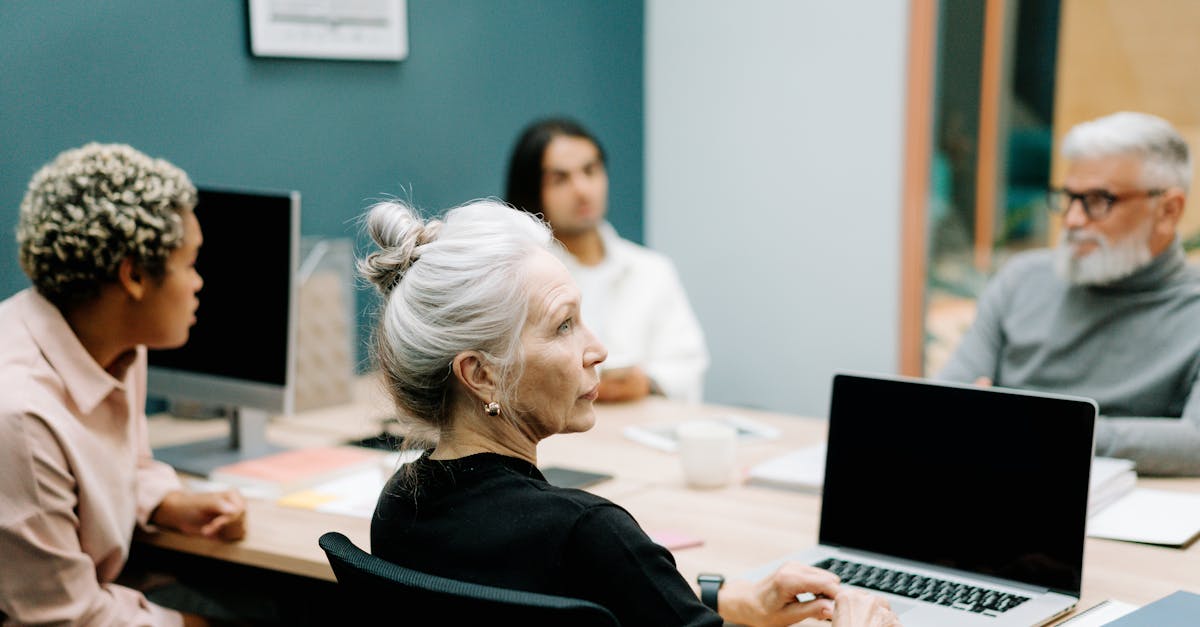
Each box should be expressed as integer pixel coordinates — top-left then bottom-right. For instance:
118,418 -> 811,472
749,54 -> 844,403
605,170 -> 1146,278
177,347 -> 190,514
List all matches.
358,200 -> 442,295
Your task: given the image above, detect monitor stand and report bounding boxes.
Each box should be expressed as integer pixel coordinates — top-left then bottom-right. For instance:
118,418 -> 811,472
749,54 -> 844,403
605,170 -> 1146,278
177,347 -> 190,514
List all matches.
153,406 -> 286,477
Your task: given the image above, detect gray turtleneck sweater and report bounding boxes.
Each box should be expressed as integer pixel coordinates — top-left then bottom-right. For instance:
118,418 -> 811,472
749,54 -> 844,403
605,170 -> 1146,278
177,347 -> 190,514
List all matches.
938,241 -> 1200,476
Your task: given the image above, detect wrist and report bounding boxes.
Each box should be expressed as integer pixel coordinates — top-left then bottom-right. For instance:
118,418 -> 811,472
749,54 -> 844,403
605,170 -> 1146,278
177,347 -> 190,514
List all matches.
151,490 -> 186,529
713,579 -> 756,624
697,573 -> 725,613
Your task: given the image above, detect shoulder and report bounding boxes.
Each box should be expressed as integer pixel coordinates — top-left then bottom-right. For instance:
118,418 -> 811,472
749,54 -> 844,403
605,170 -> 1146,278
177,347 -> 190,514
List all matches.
611,234 -> 665,261
1175,259 -> 1200,287
982,248 -> 1058,299
607,233 -> 683,286
529,480 -> 624,511
0,303 -> 62,422
1158,261 -> 1200,313
996,248 -> 1055,281
496,467 -> 640,529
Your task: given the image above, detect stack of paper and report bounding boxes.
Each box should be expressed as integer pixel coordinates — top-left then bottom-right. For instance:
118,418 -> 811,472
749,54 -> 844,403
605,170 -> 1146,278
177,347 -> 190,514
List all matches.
210,446 -> 381,499
276,449 -> 420,518
623,414 -> 780,453
743,449 -> 1138,507
1056,599 -> 1139,625
744,443 -> 826,493
1088,457 -> 1137,518
1087,489 -> 1200,547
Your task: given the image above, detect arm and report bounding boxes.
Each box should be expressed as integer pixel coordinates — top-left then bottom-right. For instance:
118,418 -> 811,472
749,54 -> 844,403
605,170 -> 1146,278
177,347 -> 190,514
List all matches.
566,506 -> 884,626
132,353 -> 245,539
151,490 -> 246,540
936,268 -> 1010,384
718,565 -> 900,626
565,505 -> 720,626
641,262 -> 709,403
0,413 -> 183,626
1096,369 -> 1200,475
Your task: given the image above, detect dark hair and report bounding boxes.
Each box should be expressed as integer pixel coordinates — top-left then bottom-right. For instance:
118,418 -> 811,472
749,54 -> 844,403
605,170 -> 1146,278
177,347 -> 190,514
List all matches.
504,117 -> 606,217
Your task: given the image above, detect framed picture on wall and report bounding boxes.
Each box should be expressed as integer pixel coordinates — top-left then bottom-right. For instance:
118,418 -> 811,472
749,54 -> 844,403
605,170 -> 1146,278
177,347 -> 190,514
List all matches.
247,0 -> 408,61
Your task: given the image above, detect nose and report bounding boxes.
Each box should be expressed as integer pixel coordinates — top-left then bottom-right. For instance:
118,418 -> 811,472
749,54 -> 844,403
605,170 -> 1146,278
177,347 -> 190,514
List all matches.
569,173 -> 591,198
582,323 -> 607,368
1063,196 -> 1090,228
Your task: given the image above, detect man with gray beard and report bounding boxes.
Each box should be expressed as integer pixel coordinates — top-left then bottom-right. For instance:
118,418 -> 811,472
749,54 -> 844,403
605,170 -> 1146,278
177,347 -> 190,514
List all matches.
939,111 -> 1200,476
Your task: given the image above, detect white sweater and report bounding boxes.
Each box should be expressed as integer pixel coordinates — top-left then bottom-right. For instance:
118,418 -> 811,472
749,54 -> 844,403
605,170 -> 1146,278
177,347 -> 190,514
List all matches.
555,223 -> 709,402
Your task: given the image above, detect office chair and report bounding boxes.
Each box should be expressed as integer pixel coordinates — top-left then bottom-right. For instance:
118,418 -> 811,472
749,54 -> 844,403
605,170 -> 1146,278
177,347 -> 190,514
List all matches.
317,532 -> 620,626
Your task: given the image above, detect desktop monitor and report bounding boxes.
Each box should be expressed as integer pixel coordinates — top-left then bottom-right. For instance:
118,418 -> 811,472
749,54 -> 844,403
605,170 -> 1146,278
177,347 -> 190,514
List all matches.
149,187 -> 300,476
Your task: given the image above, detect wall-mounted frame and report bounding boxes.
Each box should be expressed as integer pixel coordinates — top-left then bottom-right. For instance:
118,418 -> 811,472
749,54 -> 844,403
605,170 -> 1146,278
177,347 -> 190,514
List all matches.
248,0 -> 408,61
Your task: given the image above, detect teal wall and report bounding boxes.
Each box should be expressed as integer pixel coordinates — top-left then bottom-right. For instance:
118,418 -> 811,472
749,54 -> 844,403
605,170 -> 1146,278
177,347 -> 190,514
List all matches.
0,1 -> 644,364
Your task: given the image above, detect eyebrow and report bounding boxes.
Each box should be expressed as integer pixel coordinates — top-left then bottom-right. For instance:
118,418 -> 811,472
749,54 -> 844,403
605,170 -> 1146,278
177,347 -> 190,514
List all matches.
544,297 -> 580,322
543,158 -> 602,176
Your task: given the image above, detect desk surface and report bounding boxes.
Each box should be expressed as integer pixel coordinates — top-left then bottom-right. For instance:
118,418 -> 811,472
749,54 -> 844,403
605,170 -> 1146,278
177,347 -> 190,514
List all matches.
144,383 -> 1200,621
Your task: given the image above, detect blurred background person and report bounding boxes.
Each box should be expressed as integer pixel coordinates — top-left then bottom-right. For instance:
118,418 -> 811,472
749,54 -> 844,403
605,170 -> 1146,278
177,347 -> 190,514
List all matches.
506,118 -> 709,403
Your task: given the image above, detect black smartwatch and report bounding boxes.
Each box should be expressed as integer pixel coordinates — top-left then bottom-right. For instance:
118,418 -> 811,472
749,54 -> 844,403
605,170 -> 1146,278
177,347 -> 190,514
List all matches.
697,573 -> 725,612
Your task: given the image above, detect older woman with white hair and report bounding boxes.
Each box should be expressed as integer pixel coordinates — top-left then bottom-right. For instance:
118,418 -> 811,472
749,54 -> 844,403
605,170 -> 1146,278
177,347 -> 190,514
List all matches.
0,143 -> 245,626
365,199 -> 899,626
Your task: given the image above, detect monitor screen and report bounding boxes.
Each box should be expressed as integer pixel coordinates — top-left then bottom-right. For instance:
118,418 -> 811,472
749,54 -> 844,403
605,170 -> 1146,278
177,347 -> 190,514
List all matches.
818,373 -> 1096,596
148,187 -> 299,414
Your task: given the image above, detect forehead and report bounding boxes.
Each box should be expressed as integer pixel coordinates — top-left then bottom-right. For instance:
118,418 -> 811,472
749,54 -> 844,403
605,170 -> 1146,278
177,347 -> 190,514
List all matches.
1063,154 -> 1144,189
541,135 -> 601,171
175,209 -> 202,251
522,248 -> 577,319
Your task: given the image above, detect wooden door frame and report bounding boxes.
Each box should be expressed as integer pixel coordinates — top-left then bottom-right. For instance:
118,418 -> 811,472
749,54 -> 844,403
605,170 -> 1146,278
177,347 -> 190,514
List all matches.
899,0 -> 938,376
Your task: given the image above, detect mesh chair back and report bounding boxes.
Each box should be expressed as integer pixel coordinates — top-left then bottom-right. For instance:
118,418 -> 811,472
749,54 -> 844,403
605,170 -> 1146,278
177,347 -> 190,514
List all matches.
318,531 -> 620,626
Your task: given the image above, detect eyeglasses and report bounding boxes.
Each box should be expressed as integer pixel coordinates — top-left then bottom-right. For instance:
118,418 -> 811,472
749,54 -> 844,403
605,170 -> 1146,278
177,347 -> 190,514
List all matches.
1045,187 -> 1164,221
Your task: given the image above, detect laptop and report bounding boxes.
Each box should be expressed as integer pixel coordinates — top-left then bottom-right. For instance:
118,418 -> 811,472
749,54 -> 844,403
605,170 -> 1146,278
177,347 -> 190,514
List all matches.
747,372 -> 1097,626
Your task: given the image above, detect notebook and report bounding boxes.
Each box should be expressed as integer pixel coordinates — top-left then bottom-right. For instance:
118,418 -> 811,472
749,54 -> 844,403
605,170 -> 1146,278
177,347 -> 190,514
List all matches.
1104,590 -> 1200,626
210,446 -> 380,499
745,373 -> 1098,627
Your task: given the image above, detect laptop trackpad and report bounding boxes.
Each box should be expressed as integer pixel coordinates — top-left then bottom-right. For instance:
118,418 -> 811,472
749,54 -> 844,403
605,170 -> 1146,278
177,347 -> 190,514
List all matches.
889,600 -> 917,616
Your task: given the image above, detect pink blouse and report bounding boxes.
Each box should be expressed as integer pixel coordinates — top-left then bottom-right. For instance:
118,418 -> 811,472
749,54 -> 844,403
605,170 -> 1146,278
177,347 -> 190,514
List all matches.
0,289 -> 183,626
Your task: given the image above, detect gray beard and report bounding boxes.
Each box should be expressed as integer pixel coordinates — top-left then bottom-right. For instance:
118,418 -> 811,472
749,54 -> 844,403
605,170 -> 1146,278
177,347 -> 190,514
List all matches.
1053,223 -> 1153,285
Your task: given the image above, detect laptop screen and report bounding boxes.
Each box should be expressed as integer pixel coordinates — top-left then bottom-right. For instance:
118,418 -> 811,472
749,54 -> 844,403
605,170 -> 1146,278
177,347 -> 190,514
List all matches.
818,374 -> 1096,596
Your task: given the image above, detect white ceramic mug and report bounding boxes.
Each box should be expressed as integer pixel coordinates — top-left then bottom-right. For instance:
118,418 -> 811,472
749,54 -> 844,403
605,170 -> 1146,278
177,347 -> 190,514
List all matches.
676,419 -> 737,489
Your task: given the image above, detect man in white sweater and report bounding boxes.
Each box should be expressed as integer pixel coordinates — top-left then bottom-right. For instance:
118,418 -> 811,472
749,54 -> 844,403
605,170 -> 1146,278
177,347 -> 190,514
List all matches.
939,112 -> 1200,475
506,118 -> 708,403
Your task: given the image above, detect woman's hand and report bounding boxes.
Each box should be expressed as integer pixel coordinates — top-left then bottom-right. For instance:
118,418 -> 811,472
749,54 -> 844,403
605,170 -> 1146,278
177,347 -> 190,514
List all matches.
832,587 -> 902,626
596,366 -> 653,402
151,489 -> 247,541
717,563 -> 840,627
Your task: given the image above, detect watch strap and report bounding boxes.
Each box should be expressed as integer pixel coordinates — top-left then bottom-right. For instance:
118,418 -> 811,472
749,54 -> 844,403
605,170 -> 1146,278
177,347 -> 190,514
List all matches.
697,573 -> 724,612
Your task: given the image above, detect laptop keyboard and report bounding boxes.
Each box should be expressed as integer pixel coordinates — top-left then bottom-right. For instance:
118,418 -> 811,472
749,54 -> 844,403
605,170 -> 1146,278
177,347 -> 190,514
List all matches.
815,558 -> 1030,616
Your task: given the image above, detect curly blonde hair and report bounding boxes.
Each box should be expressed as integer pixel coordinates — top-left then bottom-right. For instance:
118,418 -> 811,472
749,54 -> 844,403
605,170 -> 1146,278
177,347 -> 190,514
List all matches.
17,143 -> 197,310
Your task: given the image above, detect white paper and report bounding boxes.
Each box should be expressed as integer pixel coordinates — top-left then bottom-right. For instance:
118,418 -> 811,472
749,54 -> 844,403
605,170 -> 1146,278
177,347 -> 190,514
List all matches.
623,414 -> 780,452
1087,488 -> 1200,546
1088,457 -> 1136,517
277,450 -> 419,519
744,443 -> 826,493
1056,599 -> 1139,626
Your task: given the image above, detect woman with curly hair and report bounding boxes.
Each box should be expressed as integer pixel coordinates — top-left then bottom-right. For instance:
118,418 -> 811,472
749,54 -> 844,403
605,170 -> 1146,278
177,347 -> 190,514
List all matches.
0,143 -> 245,626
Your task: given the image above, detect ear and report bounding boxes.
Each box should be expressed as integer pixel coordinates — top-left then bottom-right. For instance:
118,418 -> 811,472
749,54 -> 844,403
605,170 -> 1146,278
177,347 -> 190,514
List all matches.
451,351 -> 500,403
117,257 -> 147,301
1155,187 -> 1186,231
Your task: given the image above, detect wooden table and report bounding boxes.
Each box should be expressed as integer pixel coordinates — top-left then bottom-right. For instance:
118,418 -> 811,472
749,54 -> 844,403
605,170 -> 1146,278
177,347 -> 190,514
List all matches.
143,390 -> 1200,622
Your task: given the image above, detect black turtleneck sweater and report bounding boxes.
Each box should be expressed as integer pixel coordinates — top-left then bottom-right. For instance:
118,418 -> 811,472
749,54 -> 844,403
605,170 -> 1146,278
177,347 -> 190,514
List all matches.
371,452 -> 721,626
939,241 -> 1200,475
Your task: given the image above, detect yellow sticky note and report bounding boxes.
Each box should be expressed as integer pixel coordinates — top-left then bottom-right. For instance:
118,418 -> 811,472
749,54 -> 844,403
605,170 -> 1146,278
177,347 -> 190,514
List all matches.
278,490 -> 338,509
